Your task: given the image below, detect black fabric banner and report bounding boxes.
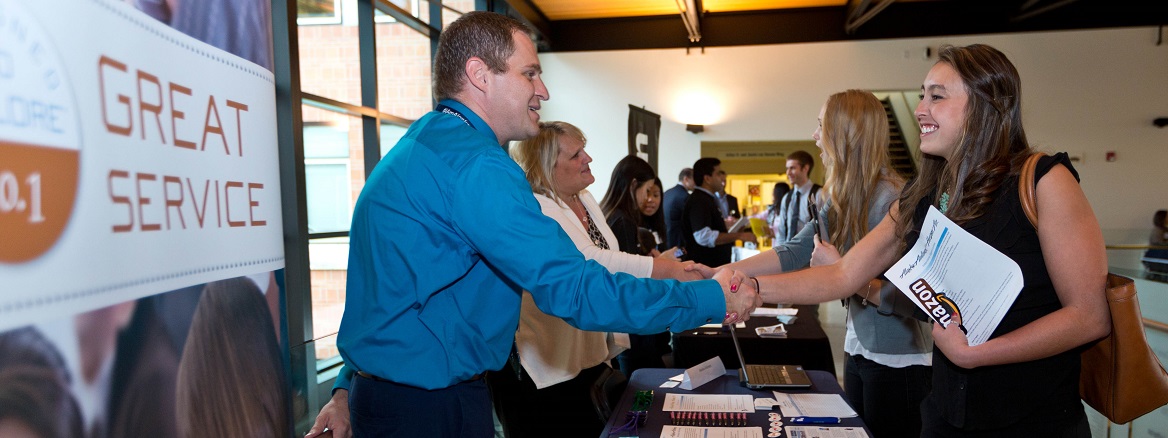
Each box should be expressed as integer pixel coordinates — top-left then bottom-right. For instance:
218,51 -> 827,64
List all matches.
628,105 -> 661,172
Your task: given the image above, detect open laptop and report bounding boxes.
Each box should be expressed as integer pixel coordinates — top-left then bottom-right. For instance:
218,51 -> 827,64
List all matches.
729,325 -> 813,389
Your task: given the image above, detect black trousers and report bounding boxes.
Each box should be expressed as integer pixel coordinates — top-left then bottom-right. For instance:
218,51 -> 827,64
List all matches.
486,363 -> 608,438
349,372 -> 493,437
844,353 -> 931,438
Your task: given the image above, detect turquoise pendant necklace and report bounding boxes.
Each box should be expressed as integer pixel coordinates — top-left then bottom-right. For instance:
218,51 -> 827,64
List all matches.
939,192 -> 951,214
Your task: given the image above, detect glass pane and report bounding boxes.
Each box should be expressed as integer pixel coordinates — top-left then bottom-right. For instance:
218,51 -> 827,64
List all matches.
297,0 -> 342,23
443,0 -> 473,28
309,236 -> 349,365
298,14 -> 360,105
374,0 -> 427,22
305,163 -> 351,233
375,14 -> 433,119
301,105 -> 364,235
380,122 -> 409,157
304,122 -> 350,158
416,0 -> 432,22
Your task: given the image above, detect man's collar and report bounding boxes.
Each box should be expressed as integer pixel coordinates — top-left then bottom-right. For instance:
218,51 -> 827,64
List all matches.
437,99 -> 500,145
694,187 -> 716,197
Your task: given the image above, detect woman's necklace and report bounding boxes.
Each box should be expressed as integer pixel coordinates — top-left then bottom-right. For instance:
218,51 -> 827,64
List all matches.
570,195 -> 588,224
939,192 -> 951,214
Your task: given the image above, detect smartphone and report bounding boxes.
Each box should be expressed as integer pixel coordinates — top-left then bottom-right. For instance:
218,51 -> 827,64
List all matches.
807,199 -> 830,242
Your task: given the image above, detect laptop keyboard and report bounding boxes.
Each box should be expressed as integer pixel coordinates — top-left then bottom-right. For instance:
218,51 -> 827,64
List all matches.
747,364 -> 791,384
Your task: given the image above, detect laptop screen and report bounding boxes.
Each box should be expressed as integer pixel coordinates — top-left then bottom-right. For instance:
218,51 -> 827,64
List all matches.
728,325 -> 751,381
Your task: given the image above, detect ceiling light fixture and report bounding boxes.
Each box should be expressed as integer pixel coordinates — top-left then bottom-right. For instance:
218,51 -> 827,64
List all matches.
675,0 -> 701,43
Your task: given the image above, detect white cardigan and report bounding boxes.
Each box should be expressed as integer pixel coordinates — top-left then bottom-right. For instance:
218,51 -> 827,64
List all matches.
515,190 -> 653,388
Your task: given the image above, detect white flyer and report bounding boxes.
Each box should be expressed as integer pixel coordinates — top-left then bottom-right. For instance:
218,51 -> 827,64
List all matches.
662,394 -> 756,413
884,206 -> 1024,346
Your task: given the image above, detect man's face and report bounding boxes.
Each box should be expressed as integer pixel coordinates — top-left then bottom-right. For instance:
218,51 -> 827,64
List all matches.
484,31 -> 549,144
785,159 -> 809,186
703,165 -> 726,192
682,176 -> 695,191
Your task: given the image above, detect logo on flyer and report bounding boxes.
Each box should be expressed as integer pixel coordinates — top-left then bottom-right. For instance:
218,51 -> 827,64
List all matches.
909,278 -> 961,327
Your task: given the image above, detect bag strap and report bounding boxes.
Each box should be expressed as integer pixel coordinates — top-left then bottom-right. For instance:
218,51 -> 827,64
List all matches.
1018,152 -> 1045,228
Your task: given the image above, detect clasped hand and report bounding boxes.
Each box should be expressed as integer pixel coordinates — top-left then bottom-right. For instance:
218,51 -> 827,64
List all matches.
712,268 -> 761,325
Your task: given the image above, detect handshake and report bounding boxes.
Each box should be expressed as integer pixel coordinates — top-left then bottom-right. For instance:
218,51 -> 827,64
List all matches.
662,259 -> 760,325
705,266 -> 762,326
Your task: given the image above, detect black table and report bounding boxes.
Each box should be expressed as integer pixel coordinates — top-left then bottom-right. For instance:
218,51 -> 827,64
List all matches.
672,305 -> 836,377
599,368 -> 868,438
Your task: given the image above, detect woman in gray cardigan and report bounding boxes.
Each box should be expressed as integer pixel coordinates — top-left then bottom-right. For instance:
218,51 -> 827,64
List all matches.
699,90 -> 931,437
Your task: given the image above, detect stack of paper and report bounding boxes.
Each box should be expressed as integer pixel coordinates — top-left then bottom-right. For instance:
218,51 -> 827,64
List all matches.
772,392 -> 858,418
749,307 -> 798,317
755,323 -> 787,338
749,307 -> 798,324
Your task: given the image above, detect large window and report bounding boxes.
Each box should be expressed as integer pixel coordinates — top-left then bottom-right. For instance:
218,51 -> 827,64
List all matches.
276,0 -> 508,432
281,1 -> 442,430
295,0 -> 450,381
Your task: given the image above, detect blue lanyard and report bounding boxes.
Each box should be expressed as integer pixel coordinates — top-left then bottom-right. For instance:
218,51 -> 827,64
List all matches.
435,103 -> 474,130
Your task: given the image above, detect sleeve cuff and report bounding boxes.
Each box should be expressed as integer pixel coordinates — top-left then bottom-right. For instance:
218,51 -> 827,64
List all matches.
689,279 -> 726,328
333,364 -> 354,393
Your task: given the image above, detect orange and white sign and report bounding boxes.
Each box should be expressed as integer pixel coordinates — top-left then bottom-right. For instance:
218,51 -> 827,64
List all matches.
0,0 -> 283,330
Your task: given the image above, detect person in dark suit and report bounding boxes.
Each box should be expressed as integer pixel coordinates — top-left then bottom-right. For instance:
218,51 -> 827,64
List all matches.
681,158 -> 756,267
662,168 -> 694,249
774,150 -> 823,244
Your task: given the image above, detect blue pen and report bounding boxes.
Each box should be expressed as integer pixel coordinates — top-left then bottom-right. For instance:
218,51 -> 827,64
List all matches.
789,416 -> 840,424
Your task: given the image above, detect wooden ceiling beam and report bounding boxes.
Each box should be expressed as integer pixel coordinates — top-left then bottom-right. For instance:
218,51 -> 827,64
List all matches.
536,1 -> 1166,52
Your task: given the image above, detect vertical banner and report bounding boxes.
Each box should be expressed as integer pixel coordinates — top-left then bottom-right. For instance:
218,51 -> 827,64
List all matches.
628,104 -> 661,172
0,0 -> 287,436
0,0 -> 282,327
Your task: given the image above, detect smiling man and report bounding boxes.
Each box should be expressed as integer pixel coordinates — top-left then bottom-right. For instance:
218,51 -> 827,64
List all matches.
305,12 -> 760,438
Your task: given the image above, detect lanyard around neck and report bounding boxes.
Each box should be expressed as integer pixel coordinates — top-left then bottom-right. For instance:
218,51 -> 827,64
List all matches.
435,103 -> 475,130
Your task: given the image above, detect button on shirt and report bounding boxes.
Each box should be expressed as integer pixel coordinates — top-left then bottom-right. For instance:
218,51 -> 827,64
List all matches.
334,100 -> 724,391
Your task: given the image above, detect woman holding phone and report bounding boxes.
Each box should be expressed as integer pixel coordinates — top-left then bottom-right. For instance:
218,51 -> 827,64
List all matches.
697,89 -> 931,437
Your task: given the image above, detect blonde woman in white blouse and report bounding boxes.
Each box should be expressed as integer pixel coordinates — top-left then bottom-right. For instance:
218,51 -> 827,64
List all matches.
487,121 -> 701,438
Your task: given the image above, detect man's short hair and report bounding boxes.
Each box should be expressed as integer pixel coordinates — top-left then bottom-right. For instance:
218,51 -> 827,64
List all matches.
787,150 -> 815,172
433,11 -> 534,102
678,168 -> 693,182
693,158 -> 720,187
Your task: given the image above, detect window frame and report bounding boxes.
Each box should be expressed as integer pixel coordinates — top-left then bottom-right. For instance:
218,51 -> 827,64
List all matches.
274,0 -> 529,433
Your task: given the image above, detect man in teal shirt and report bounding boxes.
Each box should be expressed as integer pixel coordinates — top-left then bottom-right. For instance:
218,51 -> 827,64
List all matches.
305,11 -> 759,437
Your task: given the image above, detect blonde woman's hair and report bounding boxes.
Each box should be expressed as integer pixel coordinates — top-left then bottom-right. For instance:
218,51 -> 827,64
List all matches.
510,121 -> 587,205
820,89 -> 904,252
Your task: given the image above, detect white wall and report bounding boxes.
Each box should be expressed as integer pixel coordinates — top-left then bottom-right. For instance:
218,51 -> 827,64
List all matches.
538,27 -> 1168,231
